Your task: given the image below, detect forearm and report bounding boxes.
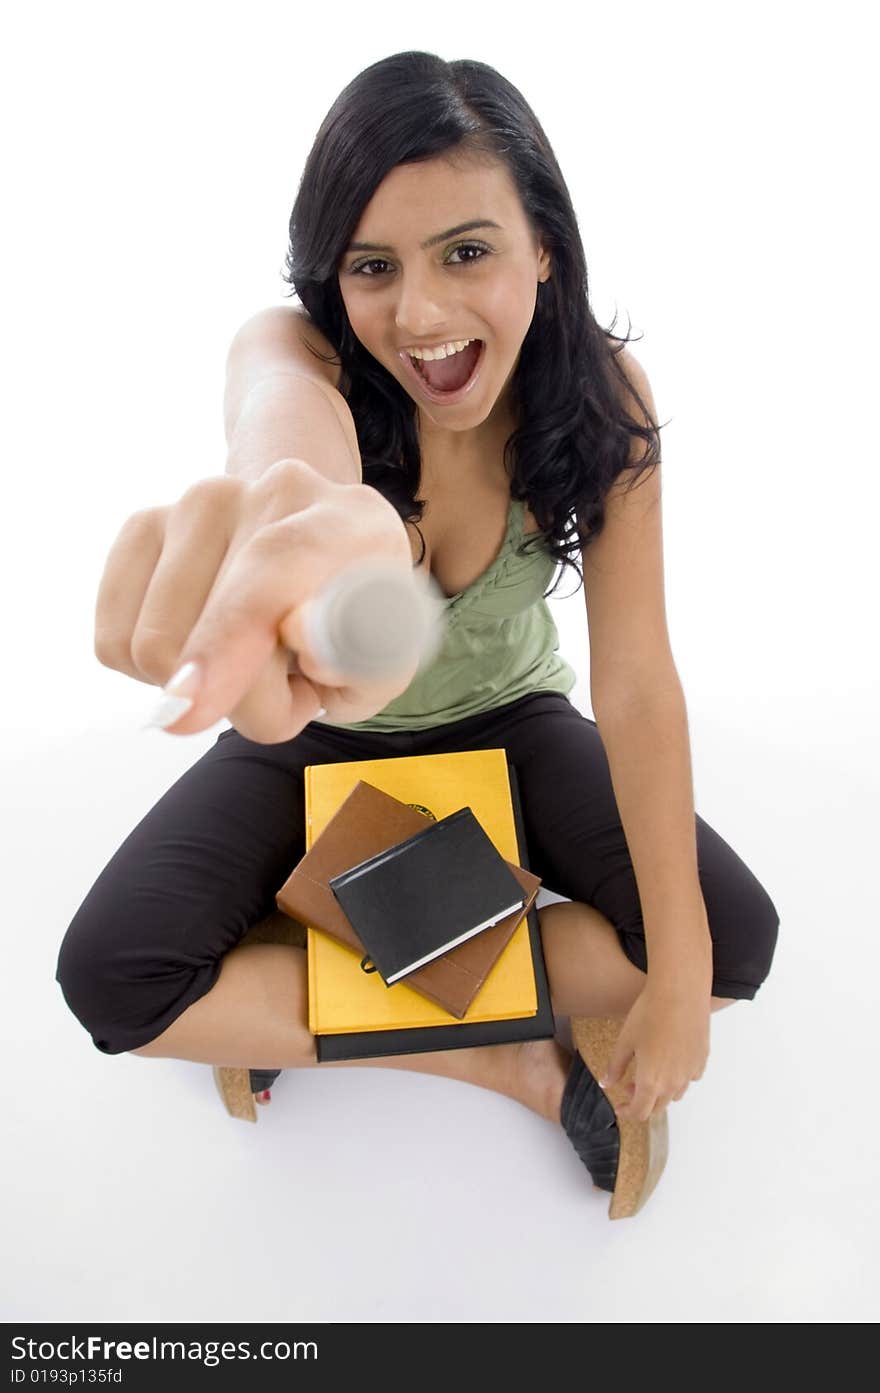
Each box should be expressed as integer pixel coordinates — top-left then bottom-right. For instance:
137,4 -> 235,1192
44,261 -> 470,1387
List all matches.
594,688 -> 713,985
225,371 -> 362,486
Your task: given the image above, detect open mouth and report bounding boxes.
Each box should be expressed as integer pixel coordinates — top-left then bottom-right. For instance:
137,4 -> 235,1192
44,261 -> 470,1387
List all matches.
399,339 -> 485,404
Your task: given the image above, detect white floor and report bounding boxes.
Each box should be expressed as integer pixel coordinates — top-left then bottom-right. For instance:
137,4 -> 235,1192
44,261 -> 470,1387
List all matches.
4,706 -> 877,1324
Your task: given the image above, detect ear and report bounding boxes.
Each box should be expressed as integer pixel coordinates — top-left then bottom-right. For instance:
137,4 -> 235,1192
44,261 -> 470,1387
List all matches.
537,245 -> 552,283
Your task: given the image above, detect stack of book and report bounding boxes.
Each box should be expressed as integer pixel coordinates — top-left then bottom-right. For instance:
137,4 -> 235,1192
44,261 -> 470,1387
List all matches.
275,747 -> 556,1062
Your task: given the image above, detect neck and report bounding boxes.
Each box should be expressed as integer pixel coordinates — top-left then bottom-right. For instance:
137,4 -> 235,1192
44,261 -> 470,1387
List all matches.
417,394 -> 519,474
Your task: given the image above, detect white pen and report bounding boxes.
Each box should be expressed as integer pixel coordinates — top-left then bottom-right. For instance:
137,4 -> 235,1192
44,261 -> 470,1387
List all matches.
298,559 -> 445,682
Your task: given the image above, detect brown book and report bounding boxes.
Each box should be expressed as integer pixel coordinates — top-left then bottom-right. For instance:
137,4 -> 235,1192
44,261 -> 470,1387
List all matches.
276,780 -> 541,1019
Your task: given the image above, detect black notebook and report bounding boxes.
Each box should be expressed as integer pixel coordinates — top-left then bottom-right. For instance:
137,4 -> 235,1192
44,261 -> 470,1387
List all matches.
328,806 -> 526,985
316,761 -> 555,1063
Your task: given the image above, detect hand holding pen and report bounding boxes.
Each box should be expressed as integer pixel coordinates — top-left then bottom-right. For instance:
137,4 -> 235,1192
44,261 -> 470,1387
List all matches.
93,457 -> 444,744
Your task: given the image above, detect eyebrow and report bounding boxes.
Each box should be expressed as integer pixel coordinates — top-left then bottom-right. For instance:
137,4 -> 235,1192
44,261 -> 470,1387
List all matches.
346,219 -> 503,254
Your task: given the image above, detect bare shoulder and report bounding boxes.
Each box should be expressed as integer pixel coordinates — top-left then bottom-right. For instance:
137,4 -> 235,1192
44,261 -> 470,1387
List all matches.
608,341 -> 659,461
289,305 -> 344,391
579,341 -> 676,714
227,303 -> 343,392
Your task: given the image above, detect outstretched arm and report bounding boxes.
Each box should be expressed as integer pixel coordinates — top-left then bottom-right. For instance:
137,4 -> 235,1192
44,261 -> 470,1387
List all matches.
224,305 -> 361,485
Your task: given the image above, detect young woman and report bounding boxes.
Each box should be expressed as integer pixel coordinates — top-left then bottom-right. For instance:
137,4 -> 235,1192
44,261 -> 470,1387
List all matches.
55,51 -> 779,1220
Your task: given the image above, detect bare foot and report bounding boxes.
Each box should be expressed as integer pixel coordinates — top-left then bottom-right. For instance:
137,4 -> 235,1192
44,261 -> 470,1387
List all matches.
510,1037 -> 573,1125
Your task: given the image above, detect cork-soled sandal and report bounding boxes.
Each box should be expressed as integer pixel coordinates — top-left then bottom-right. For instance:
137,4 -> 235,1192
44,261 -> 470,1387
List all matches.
213,1067 -> 284,1123
213,1067 -> 257,1123
563,1016 -> 669,1220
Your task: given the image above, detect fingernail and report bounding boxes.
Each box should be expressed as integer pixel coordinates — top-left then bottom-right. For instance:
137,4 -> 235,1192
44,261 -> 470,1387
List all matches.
598,1077 -> 608,1088
143,661 -> 200,730
314,707 -> 327,720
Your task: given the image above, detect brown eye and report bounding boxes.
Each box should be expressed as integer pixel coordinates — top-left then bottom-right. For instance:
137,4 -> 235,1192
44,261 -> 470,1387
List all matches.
348,258 -> 391,277
348,241 -> 491,277
446,242 -> 491,265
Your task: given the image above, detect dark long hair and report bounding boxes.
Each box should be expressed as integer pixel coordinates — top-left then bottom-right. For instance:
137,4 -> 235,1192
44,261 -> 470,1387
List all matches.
282,50 -> 663,596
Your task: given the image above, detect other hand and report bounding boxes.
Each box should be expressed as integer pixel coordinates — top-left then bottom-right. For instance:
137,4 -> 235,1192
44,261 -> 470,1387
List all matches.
600,980 -> 710,1121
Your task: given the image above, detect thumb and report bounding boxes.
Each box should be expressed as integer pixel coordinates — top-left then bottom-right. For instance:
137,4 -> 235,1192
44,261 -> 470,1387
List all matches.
600,1034 -> 633,1090
140,627 -> 286,738
142,649 -> 268,736
141,658 -> 205,732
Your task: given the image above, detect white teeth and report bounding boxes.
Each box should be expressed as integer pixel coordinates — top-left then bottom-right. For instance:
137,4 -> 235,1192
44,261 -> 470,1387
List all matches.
407,338 -> 474,361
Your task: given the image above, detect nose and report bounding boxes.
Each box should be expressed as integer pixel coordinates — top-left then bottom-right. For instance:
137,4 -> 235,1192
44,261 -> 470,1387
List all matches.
393,264 -> 455,343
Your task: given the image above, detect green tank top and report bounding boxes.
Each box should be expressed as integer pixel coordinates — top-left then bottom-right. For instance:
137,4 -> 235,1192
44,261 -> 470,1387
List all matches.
322,496 -> 577,732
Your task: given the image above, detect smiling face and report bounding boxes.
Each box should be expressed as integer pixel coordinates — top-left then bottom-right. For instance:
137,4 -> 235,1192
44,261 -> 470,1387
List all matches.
337,152 -> 551,448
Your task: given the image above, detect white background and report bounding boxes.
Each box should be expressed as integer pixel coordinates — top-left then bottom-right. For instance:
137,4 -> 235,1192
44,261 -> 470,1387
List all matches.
3,0 -> 877,1324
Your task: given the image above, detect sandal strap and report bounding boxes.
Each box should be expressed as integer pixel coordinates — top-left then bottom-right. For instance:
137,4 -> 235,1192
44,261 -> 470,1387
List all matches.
560,1053 -> 619,1192
249,1068 -> 283,1093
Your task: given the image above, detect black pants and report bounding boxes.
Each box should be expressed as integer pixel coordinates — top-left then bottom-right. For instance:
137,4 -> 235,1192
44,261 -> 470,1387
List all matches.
55,692 -> 780,1057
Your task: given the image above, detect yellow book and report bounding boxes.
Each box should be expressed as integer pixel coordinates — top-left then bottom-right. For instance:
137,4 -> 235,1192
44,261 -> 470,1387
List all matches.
305,748 -> 537,1034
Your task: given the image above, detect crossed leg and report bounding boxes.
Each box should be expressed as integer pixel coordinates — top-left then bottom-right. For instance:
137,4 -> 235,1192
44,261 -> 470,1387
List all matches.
130,899 -> 737,1124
